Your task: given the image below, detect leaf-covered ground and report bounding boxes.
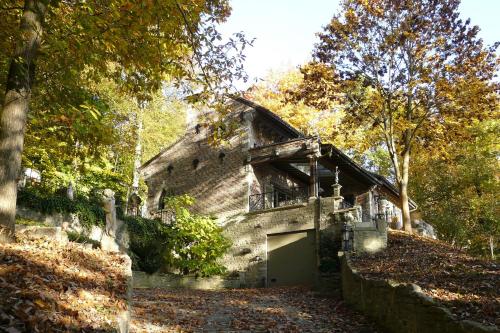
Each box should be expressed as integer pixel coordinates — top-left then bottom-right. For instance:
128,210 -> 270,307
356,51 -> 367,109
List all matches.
0,236 -> 129,332
131,287 -> 377,332
350,230 -> 499,327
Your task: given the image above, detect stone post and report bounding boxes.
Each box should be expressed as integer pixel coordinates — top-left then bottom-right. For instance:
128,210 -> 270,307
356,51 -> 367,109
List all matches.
332,183 -> 343,210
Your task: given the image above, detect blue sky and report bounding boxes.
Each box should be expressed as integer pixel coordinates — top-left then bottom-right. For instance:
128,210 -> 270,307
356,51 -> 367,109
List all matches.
219,0 -> 500,90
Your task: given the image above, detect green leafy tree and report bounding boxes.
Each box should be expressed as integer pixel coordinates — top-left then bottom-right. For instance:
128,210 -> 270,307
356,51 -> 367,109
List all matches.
410,121 -> 499,259
0,0 -> 250,242
293,0 -> 498,233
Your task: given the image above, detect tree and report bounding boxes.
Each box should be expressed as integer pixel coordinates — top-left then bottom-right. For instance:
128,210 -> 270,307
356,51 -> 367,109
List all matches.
410,120 -> 499,258
294,0 -> 499,233
0,0 -> 249,242
0,0 -> 47,243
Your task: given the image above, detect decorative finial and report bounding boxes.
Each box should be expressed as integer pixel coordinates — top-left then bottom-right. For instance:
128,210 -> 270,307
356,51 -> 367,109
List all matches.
335,166 -> 340,184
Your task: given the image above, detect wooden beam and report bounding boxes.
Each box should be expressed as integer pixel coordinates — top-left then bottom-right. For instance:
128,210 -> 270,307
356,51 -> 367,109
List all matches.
308,154 -> 318,198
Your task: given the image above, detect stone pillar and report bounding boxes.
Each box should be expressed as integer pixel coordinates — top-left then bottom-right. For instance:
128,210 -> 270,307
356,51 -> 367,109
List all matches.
308,155 -> 318,199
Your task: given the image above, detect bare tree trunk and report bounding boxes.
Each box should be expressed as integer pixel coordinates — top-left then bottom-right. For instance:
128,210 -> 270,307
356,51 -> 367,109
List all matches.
400,148 -> 412,234
0,0 -> 46,243
490,236 -> 495,260
132,107 -> 143,192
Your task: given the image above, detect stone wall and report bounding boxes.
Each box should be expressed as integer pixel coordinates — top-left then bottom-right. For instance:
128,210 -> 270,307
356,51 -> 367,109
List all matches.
221,197 -> 340,287
132,271 -> 242,290
222,202 -> 316,287
17,205 -> 77,229
341,255 -> 499,333
16,205 -> 128,252
117,255 -> 133,333
353,220 -> 388,253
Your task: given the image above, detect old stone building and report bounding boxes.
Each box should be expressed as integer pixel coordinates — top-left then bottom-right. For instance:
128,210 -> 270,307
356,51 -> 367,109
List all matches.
140,97 -> 416,287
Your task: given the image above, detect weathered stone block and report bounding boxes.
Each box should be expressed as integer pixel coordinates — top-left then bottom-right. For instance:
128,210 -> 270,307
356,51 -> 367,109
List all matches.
15,225 -> 68,244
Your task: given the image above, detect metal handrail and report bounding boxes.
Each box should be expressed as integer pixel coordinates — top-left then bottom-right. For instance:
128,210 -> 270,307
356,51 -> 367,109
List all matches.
249,187 -> 308,212
153,208 -> 175,224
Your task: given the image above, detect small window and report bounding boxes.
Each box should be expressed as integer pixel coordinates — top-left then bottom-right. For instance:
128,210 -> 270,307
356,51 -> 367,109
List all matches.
192,159 -> 199,169
195,124 -> 201,134
218,152 -> 226,163
167,164 -> 174,175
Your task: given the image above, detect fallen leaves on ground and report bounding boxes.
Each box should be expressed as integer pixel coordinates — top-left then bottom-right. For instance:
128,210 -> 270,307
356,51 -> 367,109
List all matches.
131,287 -> 377,332
350,230 -> 499,327
0,235 -> 129,332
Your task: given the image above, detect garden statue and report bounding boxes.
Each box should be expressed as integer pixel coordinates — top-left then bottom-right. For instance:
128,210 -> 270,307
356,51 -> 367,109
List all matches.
102,189 -> 118,238
100,189 -> 129,252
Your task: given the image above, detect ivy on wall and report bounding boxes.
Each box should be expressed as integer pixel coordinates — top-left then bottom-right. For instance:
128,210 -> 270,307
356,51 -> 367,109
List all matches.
17,187 -> 105,230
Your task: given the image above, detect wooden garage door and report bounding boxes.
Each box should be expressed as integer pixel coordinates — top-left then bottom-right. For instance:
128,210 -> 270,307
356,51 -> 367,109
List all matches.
267,230 -> 316,287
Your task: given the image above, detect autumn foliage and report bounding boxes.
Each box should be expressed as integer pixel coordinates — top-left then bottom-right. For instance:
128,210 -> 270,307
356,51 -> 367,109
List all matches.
291,0 -> 499,232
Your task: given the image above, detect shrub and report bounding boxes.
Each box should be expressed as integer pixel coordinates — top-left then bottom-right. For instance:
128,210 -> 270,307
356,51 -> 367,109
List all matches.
166,199 -> 231,277
121,195 -> 231,276
120,214 -> 173,274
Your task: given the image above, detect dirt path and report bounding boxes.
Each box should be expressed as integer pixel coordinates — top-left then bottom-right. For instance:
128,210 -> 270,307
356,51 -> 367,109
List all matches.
130,287 -> 377,332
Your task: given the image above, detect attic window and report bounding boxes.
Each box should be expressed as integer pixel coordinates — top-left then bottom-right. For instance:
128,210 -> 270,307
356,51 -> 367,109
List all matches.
192,159 -> 199,169
167,164 -> 174,175
218,152 -> 226,163
195,124 -> 201,134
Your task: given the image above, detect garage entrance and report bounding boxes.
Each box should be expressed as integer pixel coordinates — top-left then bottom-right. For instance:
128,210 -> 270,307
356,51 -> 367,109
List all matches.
267,229 -> 316,287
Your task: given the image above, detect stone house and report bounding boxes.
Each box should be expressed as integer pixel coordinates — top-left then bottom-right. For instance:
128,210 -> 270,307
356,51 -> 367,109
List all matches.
140,97 -> 417,287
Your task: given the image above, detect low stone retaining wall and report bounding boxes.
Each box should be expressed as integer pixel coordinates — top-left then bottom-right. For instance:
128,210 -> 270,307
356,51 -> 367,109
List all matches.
17,206 -> 76,228
15,225 -> 69,244
340,254 -> 499,333
133,271 -> 242,290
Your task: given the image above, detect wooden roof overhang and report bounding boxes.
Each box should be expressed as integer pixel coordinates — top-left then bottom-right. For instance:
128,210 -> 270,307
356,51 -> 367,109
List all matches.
248,141 -> 417,209
320,144 -> 417,209
248,137 -> 320,165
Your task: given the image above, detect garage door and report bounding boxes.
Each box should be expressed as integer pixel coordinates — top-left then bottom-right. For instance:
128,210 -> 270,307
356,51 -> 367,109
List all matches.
267,229 -> 316,287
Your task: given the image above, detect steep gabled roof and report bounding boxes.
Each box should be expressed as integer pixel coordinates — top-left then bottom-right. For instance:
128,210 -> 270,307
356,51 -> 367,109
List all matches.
232,96 -> 303,138
140,96 -> 302,171
139,96 -> 417,211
